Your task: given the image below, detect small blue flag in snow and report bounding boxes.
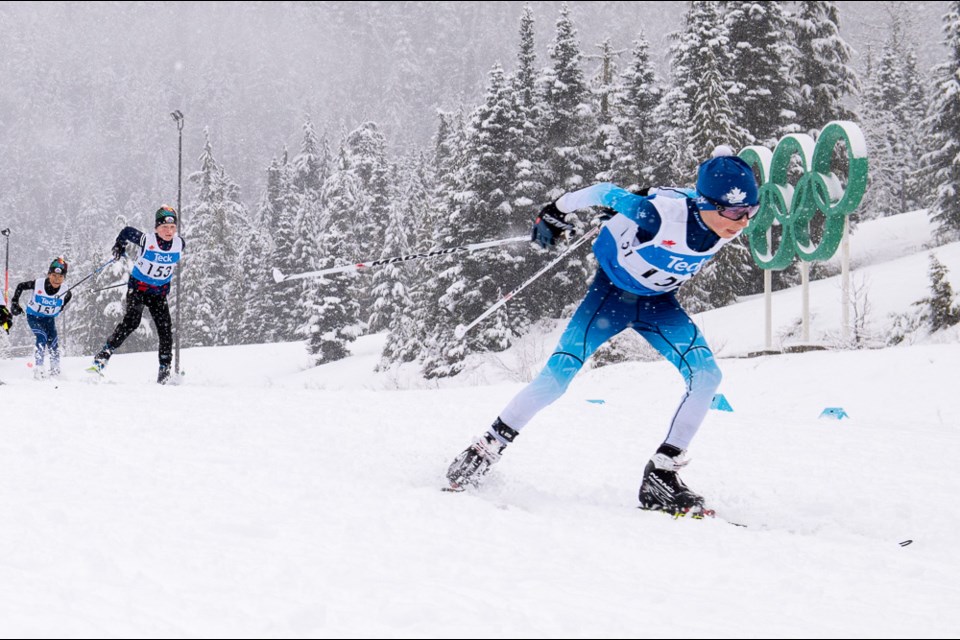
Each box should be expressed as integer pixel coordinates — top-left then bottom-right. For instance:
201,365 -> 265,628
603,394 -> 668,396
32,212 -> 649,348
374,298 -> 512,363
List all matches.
819,407 -> 849,420
710,394 -> 733,412
586,399 -> 606,405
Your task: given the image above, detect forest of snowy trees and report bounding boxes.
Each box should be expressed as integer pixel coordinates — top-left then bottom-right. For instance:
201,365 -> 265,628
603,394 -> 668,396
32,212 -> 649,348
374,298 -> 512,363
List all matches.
3,1 -> 960,378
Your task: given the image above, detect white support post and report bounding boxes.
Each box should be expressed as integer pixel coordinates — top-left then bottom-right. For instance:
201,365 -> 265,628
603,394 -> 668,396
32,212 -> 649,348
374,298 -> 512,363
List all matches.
764,269 -> 772,350
841,216 -> 851,343
801,261 -> 810,342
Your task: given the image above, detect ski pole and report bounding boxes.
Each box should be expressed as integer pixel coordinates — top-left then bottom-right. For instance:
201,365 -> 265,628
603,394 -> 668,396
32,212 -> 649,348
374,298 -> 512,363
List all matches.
57,258 -> 116,298
272,235 -> 530,283
1,227 -> 10,304
454,226 -> 600,339
92,280 -> 128,293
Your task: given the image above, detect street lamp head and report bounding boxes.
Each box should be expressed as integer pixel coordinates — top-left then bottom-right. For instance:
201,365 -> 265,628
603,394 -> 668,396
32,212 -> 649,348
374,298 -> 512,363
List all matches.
170,110 -> 183,122
0,228 -> 10,237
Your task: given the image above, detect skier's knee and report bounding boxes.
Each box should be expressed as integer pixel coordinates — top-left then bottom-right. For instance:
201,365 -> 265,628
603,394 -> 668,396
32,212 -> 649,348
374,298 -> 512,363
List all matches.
689,362 -> 722,394
538,352 -> 584,396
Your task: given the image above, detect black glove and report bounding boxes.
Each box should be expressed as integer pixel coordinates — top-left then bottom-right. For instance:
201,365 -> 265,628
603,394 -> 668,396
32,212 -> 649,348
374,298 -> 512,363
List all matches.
0,305 -> 11,333
10,301 -> 23,316
112,241 -> 125,260
531,203 -> 575,248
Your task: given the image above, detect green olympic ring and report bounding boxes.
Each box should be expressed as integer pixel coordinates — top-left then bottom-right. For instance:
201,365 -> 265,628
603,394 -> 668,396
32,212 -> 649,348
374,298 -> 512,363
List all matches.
738,121 -> 869,270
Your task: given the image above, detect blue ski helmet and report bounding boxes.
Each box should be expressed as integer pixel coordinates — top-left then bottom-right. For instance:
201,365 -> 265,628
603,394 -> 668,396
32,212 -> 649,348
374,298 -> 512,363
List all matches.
696,147 -> 759,208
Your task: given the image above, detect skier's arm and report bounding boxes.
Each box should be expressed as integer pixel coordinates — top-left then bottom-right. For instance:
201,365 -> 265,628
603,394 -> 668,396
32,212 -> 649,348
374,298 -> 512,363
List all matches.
113,227 -> 144,259
10,280 -> 36,314
62,290 -> 73,310
556,183 -> 660,233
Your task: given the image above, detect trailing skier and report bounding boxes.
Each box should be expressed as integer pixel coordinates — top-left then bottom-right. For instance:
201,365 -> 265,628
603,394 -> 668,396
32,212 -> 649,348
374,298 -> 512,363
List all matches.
10,257 -> 73,379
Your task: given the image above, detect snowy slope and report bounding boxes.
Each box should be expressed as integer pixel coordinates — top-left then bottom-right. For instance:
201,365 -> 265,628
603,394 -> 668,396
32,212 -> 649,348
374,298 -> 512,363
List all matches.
1,210 -> 959,638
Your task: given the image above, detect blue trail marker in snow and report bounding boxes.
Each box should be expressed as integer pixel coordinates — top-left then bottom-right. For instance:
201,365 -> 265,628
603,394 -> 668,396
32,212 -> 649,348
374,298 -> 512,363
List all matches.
819,407 -> 849,420
710,394 -> 733,412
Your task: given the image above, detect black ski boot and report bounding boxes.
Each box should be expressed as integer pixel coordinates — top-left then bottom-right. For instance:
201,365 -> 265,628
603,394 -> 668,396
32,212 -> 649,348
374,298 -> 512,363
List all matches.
638,447 -> 711,518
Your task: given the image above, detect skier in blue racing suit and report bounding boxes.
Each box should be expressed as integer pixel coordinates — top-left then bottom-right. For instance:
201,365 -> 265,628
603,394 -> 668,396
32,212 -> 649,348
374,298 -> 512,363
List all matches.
446,146 -> 760,517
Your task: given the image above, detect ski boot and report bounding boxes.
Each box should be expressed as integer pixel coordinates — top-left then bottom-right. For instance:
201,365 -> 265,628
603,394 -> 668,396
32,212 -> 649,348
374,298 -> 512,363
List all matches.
639,447 -> 713,518
445,418 -> 518,491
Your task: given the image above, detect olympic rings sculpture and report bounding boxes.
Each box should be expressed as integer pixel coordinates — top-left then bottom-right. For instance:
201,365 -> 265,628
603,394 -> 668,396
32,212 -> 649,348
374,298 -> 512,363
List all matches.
739,121 -> 868,270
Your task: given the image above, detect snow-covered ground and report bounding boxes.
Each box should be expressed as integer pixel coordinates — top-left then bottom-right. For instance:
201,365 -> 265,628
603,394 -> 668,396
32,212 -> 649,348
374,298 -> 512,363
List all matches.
2,210 -> 959,638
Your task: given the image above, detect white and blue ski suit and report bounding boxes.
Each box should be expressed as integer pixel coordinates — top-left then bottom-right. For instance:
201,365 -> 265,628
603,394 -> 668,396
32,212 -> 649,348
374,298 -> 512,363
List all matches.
12,277 -> 73,374
499,183 -> 735,451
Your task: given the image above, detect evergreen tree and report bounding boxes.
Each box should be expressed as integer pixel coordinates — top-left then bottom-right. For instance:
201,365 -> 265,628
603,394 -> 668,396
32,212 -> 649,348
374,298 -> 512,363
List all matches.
515,4 -> 538,113
862,14 -> 926,218
924,1 -> 960,241
238,161 -> 280,344
336,122 -> 390,260
650,2 -> 712,186
541,4 -> 594,197
372,174 -> 418,368
725,1 -> 797,145
792,1 -> 858,133
292,115 -> 326,194
297,128 -> 382,365
461,62 -> 533,344
512,4 -> 549,210
291,117 -> 330,349
612,31 -> 661,190
508,5 -> 559,332
901,49 -> 928,209
264,156 -> 285,229
219,170 -> 249,345
181,130 -> 239,347
418,67 -> 527,372
374,153 -> 435,369
687,39 -> 745,160
268,152 -> 302,342
540,5 -> 595,317
915,254 -> 960,331
590,38 -> 626,183
235,222 -> 273,345
419,111 -> 473,379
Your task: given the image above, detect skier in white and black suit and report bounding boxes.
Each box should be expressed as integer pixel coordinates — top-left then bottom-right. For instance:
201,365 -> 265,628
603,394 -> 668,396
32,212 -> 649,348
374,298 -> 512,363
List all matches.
446,147 -> 760,517
10,257 -> 73,379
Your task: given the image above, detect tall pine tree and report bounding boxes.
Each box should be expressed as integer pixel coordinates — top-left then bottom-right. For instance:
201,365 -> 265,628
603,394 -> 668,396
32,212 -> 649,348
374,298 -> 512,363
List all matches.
725,1 -> 797,146
924,1 -> 960,241
792,1 -> 858,133
612,31 -> 661,190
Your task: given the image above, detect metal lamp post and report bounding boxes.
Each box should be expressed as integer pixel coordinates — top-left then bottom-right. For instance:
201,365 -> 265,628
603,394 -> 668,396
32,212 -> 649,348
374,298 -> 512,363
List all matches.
170,110 -> 184,374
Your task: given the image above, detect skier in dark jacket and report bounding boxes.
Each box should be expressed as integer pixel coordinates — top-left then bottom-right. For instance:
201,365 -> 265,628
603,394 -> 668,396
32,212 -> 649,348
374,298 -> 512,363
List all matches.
88,205 -> 185,384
